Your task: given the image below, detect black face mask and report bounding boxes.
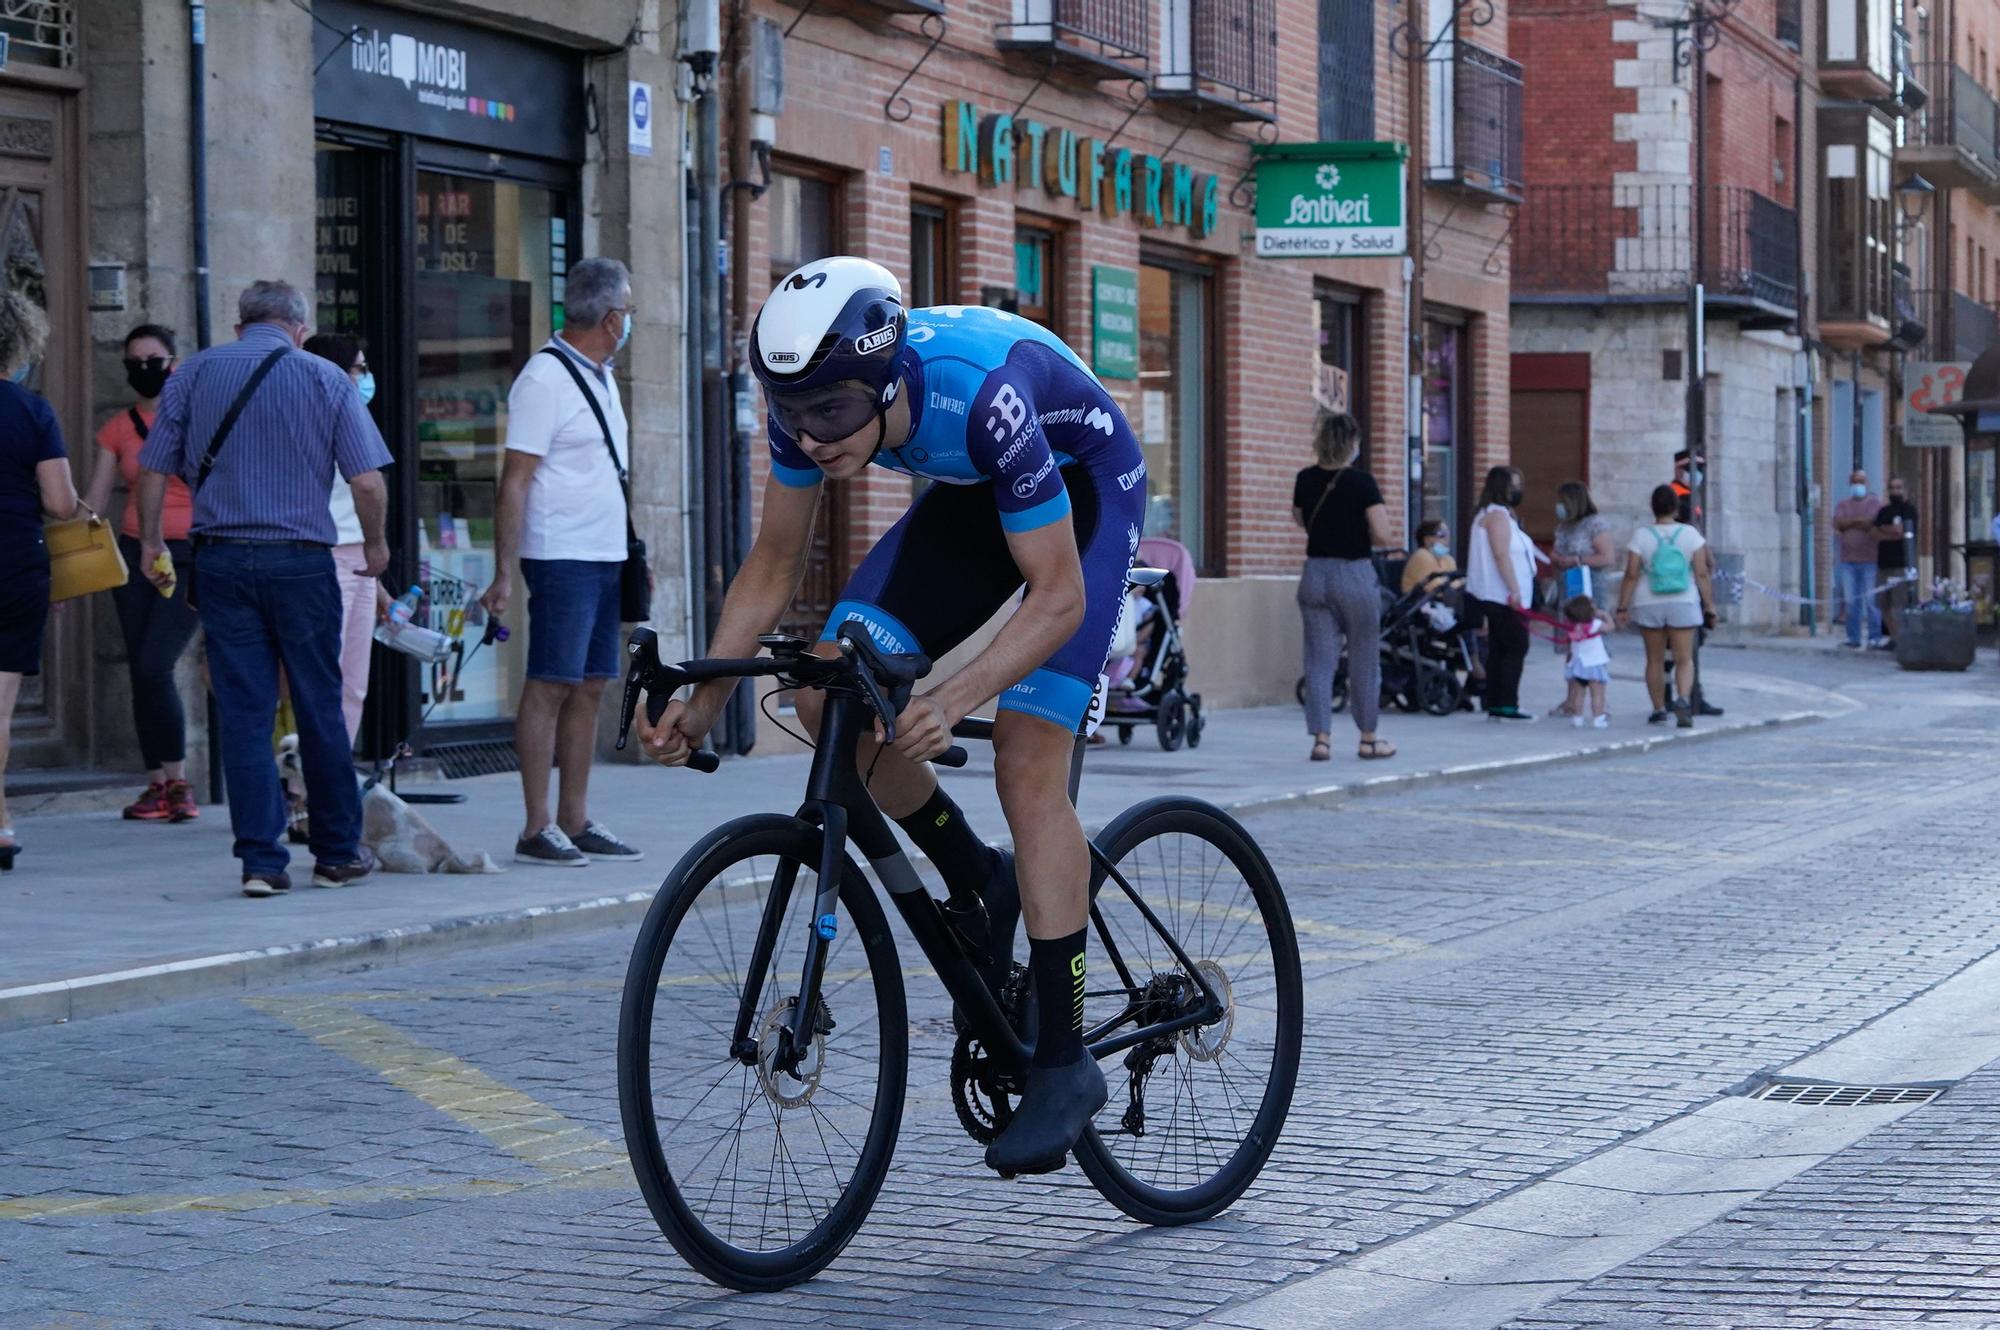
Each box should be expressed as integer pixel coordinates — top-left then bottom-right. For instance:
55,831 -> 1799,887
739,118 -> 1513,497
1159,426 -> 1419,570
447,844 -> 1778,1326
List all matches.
126,364 -> 171,400
1507,485 -> 1524,507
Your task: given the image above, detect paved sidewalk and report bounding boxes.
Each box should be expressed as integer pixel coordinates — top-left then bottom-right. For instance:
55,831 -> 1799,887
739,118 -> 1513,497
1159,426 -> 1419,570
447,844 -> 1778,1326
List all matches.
0,649 -> 1836,1029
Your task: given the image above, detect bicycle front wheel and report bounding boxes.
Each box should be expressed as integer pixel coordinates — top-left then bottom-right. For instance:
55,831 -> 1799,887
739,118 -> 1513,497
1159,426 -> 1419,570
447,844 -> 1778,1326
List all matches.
1074,797 -> 1303,1226
617,814 -> 907,1291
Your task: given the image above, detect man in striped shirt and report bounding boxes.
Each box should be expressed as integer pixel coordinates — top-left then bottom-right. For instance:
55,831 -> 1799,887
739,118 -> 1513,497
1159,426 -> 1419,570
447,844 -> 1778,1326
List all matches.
138,280 -> 393,898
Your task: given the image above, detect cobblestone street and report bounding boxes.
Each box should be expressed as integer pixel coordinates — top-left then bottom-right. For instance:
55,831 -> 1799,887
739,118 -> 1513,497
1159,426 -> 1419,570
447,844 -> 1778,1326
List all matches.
9,656 -> 2000,1329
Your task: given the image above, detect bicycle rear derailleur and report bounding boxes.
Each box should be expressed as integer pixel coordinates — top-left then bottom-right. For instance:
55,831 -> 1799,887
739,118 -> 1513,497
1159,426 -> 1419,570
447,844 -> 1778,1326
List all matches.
949,963 -> 1030,1145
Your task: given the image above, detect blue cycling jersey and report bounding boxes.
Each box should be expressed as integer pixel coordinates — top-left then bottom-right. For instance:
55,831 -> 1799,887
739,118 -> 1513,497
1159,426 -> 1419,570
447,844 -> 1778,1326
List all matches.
766,305 -> 1146,533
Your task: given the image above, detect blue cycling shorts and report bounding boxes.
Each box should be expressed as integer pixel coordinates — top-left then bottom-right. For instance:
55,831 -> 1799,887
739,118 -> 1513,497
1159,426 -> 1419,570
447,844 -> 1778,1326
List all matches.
819,465 -> 1144,733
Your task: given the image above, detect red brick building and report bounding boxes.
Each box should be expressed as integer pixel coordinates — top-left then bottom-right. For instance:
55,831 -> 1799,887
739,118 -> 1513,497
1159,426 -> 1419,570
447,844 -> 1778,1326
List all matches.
721,0 -> 1514,711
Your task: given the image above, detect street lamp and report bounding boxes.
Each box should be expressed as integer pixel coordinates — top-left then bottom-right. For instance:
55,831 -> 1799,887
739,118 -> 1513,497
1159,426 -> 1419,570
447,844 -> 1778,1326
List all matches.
1896,173 -> 1935,232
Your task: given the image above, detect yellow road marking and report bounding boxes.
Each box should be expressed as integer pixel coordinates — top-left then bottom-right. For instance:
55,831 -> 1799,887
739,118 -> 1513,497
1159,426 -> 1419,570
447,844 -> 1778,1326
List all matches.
0,1166 -> 627,1222
246,997 -> 625,1178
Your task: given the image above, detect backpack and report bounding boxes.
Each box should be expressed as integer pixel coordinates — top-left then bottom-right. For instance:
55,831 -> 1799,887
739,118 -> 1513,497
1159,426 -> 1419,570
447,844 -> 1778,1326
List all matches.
1646,526 -> 1691,596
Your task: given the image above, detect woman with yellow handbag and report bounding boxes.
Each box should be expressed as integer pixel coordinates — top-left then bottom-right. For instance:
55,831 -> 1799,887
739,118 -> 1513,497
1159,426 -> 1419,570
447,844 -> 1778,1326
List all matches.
0,291 -> 80,871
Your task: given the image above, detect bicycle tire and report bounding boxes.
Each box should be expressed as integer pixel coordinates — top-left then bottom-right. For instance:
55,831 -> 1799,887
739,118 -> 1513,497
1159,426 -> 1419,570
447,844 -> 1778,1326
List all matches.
1073,797 -> 1303,1226
617,814 -> 908,1291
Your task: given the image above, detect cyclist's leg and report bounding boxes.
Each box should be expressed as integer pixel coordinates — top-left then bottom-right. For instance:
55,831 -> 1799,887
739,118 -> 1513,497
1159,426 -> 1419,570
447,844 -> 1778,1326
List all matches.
986,466 -> 1138,1174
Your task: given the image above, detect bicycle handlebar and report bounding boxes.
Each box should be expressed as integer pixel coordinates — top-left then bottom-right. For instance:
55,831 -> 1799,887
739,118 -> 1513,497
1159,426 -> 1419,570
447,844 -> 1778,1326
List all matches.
616,625 -> 969,773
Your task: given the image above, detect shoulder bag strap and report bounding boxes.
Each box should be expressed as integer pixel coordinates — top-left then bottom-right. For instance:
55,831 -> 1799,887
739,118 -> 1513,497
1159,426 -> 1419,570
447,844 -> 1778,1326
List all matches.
194,345 -> 289,491
1304,466 -> 1347,539
538,346 -> 628,496
127,406 -> 150,441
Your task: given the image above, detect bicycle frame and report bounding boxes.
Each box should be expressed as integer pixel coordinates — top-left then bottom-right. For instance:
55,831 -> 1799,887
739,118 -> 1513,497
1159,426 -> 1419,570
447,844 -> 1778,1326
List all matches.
716,675 -> 1227,1083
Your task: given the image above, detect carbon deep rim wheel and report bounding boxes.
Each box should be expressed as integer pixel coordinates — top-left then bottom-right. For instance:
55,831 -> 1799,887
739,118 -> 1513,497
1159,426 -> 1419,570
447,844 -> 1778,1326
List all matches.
1073,797 -> 1303,1226
617,815 -> 907,1291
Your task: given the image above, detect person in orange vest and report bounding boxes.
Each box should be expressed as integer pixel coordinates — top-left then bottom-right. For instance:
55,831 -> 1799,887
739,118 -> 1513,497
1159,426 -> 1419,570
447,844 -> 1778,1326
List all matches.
1669,449 -> 1722,716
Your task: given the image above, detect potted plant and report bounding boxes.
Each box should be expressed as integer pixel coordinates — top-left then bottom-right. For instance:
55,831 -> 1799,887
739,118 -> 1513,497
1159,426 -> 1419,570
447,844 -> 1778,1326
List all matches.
1896,578 -> 1977,672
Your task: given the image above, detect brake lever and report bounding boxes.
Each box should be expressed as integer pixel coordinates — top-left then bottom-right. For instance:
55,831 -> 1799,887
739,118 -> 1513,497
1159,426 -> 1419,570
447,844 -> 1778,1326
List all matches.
616,627 -> 663,752
842,641 -> 900,743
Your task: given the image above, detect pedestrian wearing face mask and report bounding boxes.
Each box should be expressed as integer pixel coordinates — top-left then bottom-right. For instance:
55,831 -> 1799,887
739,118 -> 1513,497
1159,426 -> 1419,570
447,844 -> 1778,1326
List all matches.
304,333 -> 395,741
1547,482 -> 1617,717
1832,469 -> 1884,649
479,256 -> 647,867
1465,466 -> 1538,721
1402,519 -> 1457,594
86,324 -> 201,823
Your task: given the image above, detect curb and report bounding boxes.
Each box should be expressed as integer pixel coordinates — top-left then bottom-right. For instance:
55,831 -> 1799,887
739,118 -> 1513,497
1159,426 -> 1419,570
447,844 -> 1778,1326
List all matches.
0,709 -> 1828,1034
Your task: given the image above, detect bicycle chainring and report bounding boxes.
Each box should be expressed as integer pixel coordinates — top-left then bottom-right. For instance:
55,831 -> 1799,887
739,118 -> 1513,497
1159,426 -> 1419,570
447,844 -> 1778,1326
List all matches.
948,964 -> 1031,1145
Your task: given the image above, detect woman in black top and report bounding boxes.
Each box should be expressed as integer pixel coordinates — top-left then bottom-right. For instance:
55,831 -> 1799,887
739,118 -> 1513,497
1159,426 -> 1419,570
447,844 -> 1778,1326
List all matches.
1293,413 -> 1393,762
0,291 -> 79,867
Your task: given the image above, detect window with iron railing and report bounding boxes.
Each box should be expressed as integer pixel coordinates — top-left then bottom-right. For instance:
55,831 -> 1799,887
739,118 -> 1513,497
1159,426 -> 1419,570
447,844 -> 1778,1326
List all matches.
1514,183 -> 1797,311
0,0 -> 76,68
1009,0 -> 1151,63
1908,62 -> 2000,167
1426,41 -> 1524,200
1318,0 -> 1375,141
1157,0 -> 1279,110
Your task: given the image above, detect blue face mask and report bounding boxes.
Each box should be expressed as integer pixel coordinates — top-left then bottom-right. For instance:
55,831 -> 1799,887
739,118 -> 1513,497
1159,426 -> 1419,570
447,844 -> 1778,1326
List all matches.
615,311 -> 632,353
9,361 -> 29,383
1850,483 -> 1868,499
1431,542 -> 1450,559
356,371 -> 376,406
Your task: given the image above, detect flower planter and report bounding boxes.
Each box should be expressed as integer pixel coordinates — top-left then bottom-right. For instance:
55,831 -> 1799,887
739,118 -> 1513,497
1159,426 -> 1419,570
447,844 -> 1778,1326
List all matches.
1895,609 -> 1976,672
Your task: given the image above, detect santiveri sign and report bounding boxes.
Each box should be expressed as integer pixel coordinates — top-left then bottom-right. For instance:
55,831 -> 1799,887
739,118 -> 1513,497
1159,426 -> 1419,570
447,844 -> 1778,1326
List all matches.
1252,142 -> 1407,259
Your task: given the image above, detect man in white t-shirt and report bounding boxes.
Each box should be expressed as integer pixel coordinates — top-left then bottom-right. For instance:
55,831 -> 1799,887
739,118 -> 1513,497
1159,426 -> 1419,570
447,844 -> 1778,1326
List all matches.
480,257 -> 646,867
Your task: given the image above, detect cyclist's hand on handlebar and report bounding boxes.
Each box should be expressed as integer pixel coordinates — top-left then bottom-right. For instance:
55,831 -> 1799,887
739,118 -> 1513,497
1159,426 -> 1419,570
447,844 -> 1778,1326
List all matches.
640,698 -> 714,768
877,693 -> 958,764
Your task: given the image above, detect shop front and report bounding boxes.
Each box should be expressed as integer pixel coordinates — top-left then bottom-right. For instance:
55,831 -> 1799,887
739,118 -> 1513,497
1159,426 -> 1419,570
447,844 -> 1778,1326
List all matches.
311,0 -> 585,759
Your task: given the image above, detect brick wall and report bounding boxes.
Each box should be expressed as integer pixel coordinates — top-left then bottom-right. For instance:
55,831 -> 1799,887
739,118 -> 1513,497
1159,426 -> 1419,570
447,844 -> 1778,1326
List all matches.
728,0 -> 1513,580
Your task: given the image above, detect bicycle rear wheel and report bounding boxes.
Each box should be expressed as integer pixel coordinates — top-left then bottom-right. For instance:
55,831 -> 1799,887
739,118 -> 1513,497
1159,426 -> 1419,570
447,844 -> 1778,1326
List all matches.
1073,797 -> 1302,1225
617,814 -> 907,1290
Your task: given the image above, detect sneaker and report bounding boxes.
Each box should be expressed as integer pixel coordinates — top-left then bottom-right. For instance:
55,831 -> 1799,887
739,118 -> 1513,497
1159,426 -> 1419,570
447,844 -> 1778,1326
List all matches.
1592,714 -> 1610,729
164,779 -> 200,823
515,826 -> 588,867
311,848 -> 377,889
569,821 -> 642,862
985,1053 -> 1109,1177
242,871 -> 291,898
122,782 -> 171,822
1571,714 -> 1587,729
1673,702 -> 1694,729
1838,640 -> 1863,649
1696,700 -> 1725,717
1486,706 -> 1536,722
1869,637 -> 1895,651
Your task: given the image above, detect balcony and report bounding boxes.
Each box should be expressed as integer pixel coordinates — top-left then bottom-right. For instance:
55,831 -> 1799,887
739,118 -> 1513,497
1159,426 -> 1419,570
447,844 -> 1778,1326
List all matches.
1820,105 -> 1897,348
1777,0 -> 1801,48
1900,63 -> 2000,200
1152,0 -> 1278,123
1913,289 -> 2000,360
1513,183 -> 1798,324
997,0 -> 1149,78
1426,42 -> 1524,202
1821,0 -> 1895,101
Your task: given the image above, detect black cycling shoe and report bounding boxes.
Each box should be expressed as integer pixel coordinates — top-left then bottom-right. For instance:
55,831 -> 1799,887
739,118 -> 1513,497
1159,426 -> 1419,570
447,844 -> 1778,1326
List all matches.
983,1053 -> 1107,1177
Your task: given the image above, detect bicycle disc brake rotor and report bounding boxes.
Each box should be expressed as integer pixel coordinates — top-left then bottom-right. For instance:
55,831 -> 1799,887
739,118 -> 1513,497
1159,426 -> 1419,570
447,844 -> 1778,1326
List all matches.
1177,960 -> 1234,1062
755,999 -> 826,1109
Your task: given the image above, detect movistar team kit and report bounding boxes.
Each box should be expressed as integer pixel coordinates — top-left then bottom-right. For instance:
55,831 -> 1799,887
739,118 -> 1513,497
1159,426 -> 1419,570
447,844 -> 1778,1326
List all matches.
765,301 -> 1148,733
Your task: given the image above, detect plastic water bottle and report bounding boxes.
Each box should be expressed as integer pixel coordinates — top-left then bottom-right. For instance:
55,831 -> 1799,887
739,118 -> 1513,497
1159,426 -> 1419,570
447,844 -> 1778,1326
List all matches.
388,584 -> 423,626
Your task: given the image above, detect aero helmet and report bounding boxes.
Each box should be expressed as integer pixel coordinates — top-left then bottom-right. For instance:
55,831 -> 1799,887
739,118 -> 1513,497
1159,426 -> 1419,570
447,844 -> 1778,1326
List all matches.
751,257 -> 906,405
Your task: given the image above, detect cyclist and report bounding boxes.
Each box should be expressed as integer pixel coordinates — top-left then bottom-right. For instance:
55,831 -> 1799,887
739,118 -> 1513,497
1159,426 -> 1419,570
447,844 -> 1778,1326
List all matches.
637,257 -> 1146,1177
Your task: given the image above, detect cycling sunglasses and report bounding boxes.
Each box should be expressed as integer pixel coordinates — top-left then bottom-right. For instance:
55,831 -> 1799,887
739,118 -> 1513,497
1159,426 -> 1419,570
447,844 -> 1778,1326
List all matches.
768,381 -> 881,443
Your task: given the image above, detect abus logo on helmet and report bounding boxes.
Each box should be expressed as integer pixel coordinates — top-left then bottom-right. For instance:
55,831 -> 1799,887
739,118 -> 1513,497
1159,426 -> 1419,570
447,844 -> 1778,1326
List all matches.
767,351 -> 800,364
855,326 -> 897,355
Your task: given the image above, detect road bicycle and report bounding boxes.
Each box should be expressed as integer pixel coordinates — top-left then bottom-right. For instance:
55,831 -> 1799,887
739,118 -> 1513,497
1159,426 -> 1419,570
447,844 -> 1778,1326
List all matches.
613,599 -> 1303,1291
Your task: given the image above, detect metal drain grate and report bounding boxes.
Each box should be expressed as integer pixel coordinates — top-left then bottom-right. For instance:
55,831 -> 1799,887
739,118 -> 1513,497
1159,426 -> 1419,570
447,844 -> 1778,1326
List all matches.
1753,1080 -> 1944,1108
424,739 -> 521,781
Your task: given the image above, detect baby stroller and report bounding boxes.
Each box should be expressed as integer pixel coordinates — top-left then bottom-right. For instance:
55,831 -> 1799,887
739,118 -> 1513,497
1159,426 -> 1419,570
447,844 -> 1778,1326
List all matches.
1295,559 -> 1475,718
1098,536 -> 1206,751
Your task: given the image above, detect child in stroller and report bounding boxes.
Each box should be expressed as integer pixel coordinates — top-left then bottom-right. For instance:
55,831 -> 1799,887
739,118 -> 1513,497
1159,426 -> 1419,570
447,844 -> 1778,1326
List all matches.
1096,536 -> 1205,751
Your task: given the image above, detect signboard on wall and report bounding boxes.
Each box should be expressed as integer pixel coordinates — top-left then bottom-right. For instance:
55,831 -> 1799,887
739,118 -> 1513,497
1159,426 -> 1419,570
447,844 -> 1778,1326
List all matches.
1091,265 -> 1139,380
1252,142 -> 1407,259
1909,360 -> 1971,447
313,0 -> 583,162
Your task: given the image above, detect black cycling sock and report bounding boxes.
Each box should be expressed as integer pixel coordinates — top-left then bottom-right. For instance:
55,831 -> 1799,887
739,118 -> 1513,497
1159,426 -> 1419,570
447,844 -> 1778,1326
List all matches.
1028,928 -> 1088,1068
895,786 -> 998,898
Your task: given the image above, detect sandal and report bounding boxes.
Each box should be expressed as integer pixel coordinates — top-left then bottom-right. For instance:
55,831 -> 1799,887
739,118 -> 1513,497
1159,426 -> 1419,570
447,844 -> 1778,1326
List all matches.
1358,739 -> 1396,760
1309,740 -> 1331,762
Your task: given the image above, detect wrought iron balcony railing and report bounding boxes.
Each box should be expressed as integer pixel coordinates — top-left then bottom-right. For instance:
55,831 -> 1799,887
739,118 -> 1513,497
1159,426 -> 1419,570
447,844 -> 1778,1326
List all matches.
998,0 -> 1150,72
1902,62 -> 2000,194
1515,183 -> 1798,315
1426,42 -> 1524,201
0,0 -> 76,68
1154,0 -> 1278,120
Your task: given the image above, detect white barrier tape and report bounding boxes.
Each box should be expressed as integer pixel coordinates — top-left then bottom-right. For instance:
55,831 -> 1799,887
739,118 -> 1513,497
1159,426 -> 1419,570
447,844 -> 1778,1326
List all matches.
1714,570 -> 1917,610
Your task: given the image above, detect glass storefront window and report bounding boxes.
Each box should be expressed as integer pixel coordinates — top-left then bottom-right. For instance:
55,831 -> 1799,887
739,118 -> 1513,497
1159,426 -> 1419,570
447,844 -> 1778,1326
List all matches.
769,172 -> 837,283
1316,285 -> 1364,444
1015,226 -> 1059,330
911,201 -> 952,307
411,171 -> 561,722
1139,262 -> 1210,568
1423,319 -> 1465,538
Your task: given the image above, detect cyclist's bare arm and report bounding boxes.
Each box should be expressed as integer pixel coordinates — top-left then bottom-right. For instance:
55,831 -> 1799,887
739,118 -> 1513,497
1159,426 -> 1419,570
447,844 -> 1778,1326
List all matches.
889,518 -> 1085,762
639,479 -> 819,764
